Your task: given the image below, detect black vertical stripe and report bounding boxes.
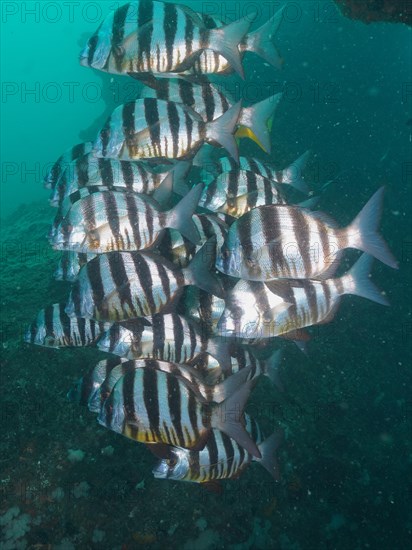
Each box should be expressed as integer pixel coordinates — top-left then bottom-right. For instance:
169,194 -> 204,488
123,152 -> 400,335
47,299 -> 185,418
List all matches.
143,368 -> 160,438
167,102 -> 180,159
144,99 -> 161,155
303,281 -> 318,323
164,3 -> 178,71
123,370 -> 136,423
87,32 -> 99,67
184,13 -> 194,57
228,170 -> 239,198
322,280 -> 331,312
122,102 -> 136,156
77,154 -> 90,188
99,158 -> 114,186
184,111 -> 193,155
156,260 -> 171,302
108,251 -> 135,318
77,317 -> 86,345
188,389 -> 200,447
44,305 -> 54,339
207,432 -> 219,479
295,210 -> 312,277
260,206 -> 279,273
137,0 -> 154,70
120,160 -> 134,190
112,3 -> 129,71
263,176 -> 273,205
179,80 -> 195,107
131,254 -> 156,314
167,374 -> 185,446
153,314 -> 165,359
173,314 -> 184,363
103,193 -> 121,246
202,82 -> 215,122
86,258 -> 106,316
125,193 -> 141,250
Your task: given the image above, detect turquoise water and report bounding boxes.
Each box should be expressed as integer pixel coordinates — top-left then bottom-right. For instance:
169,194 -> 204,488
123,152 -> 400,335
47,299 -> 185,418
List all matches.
1,1 -> 411,548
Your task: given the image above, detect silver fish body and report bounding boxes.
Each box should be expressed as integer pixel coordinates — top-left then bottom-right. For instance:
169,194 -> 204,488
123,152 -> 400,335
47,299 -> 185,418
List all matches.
97,366 -> 260,456
93,98 -> 242,162
65,243 -> 224,322
51,184 -> 202,253
217,255 -> 389,339
216,188 -> 397,281
25,303 -> 110,348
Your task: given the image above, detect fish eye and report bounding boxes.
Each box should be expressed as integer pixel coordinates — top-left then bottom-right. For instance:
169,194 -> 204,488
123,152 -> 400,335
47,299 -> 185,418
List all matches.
168,455 -> 178,468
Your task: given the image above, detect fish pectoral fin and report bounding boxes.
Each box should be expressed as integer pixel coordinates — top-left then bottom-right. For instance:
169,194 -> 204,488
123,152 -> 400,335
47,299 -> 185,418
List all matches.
120,22 -> 154,50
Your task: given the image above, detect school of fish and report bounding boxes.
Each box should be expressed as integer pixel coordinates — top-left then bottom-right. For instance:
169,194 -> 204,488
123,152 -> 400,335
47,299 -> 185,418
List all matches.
27,0 -> 397,489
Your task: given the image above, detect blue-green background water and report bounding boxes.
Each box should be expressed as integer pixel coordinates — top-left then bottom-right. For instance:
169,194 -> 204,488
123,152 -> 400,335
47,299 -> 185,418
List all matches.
1,1 -> 411,549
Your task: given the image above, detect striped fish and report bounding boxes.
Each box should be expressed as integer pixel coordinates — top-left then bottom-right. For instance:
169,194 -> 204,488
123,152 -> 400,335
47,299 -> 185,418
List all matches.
54,251 -> 97,282
217,255 -> 390,339
71,358 -> 251,417
25,303 -> 110,348
199,169 -> 287,218
152,415 -> 282,483
80,1 -> 252,78
97,313 -> 232,371
207,151 -> 311,194
65,241 -> 224,321
140,79 -> 282,153
98,366 -> 260,457
93,98 -> 242,162
50,152 -> 190,208
156,214 -> 228,268
44,142 -> 93,190
51,184 -> 203,253
183,7 -> 284,76
216,187 -> 398,281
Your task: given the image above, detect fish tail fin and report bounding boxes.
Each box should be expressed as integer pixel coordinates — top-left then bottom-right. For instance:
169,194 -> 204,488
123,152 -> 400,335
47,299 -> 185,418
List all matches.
207,337 -> 234,375
297,196 -> 319,210
261,349 -> 284,391
238,93 -> 282,153
256,428 -> 283,480
211,380 -> 261,458
205,102 -> 242,162
281,151 -> 310,194
183,237 -> 224,298
208,16 -> 253,78
170,161 -> 192,196
244,7 -> 284,69
210,365 -> 253,403
166,183 -> 203,244
151,171 -> 174,205
345,187 -> 398,269
340,254 -> 390,306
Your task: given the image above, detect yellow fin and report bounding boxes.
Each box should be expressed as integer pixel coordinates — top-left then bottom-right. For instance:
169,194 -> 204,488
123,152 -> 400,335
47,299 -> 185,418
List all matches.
235,126 -> 267,152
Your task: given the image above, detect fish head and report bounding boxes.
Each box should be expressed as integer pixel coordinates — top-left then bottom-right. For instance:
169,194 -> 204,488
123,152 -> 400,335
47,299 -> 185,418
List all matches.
152,448 -> 190,481
79,18 -> 113,70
